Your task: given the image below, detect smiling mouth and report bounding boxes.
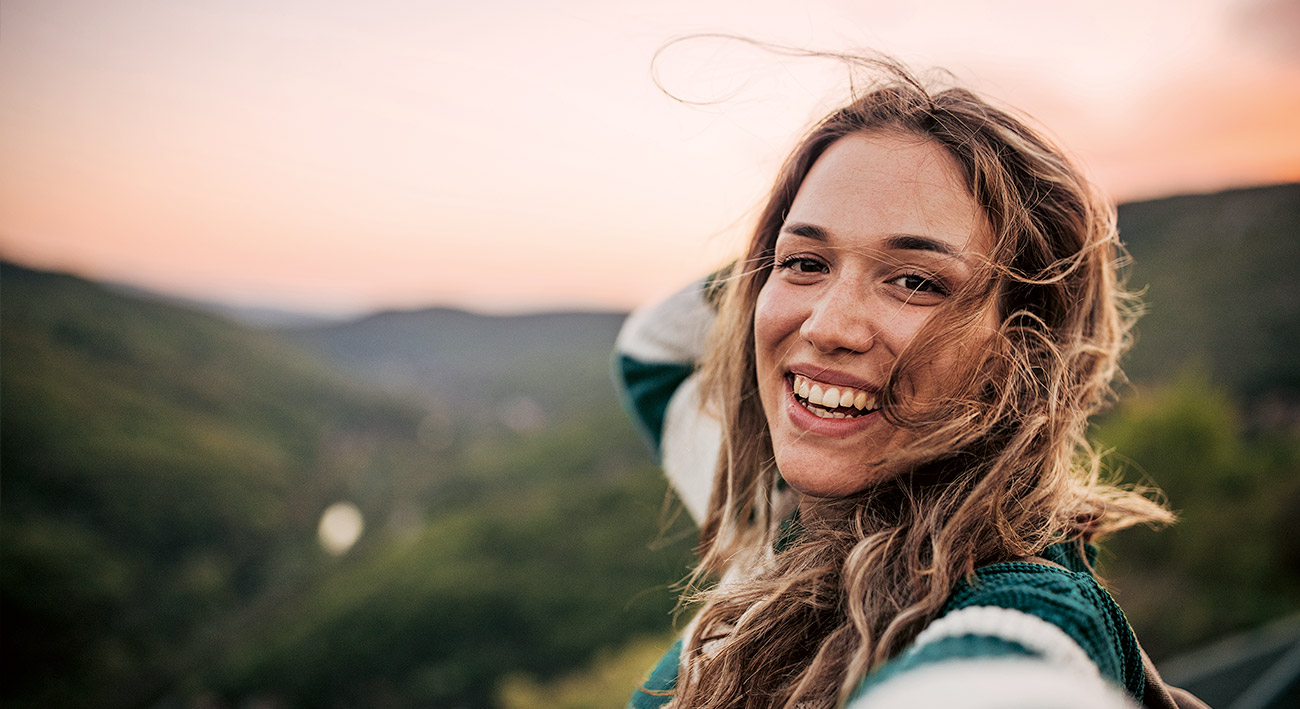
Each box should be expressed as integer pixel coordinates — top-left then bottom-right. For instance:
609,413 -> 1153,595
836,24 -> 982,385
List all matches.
790,374 -> 880,419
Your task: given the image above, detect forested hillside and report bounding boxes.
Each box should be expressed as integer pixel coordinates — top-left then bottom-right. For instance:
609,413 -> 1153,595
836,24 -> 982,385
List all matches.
0,262 -> 692,708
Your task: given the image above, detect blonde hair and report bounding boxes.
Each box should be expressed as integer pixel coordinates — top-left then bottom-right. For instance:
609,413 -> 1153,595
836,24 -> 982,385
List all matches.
669,60 -> 1173,707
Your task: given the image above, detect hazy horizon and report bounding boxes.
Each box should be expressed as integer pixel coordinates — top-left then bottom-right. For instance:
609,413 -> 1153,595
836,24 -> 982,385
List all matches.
5,179 -> 1296,321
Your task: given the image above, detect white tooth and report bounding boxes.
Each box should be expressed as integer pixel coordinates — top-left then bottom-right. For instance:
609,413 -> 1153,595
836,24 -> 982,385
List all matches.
832,411 -> 846,418
839,389 -> 856,408
809,384 -> 824,404
797,377 -> 810,399
854,391 -> 868,410
822,387 -> 840,407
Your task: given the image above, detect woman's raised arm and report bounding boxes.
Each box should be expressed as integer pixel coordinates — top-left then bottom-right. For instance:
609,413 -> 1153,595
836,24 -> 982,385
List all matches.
612,276 -> 723,524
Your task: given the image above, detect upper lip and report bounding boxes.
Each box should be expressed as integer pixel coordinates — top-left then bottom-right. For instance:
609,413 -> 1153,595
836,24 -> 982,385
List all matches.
786,364 -> 880,392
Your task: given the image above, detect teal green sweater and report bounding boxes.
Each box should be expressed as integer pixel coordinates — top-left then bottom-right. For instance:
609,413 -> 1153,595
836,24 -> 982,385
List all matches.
625,542 -> 1144,707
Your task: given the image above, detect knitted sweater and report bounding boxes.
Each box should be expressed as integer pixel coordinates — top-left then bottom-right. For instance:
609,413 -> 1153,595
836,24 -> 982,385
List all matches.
614,279 -> 1145,708
627,545 -> 1145,707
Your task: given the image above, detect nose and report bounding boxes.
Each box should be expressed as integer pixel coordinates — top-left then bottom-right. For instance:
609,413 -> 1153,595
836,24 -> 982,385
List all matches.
800,281 -> 877,355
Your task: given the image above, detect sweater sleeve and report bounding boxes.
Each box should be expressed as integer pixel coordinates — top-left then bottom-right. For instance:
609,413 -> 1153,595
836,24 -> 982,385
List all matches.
626,638 -> 682,709
612,277 -> 722,524
847,562 -> 1144,708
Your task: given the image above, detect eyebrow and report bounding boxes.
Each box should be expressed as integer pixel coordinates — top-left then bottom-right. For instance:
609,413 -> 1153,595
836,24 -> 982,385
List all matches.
780,222 -> 960,257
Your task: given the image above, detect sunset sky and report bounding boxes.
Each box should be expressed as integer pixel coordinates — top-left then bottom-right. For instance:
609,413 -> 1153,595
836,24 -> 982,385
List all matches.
2,0 -> 1297,316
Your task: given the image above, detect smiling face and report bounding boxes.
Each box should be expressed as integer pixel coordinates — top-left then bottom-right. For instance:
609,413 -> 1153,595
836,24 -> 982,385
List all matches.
754,131 -> 1000,501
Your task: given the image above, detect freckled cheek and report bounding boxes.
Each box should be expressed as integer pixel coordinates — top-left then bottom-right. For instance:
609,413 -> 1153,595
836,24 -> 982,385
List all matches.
753,281 -> 808,354
753,282 -> 805,404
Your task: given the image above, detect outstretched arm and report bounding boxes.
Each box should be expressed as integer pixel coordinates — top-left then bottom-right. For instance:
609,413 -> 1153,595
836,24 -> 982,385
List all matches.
848,559 -> 1145,708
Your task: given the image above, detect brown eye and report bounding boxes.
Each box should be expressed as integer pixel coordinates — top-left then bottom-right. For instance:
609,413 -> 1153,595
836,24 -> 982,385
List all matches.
776,256 -> 828,274
890,273 -> 949,296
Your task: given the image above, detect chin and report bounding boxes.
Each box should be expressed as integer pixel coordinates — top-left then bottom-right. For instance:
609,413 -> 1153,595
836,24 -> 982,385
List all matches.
776,454 -> 894,500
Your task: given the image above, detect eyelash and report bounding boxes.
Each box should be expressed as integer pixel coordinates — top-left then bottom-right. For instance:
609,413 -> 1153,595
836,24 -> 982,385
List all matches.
775,254 -> 950,296
774,255 -> 827,273
890,273 -> 950,296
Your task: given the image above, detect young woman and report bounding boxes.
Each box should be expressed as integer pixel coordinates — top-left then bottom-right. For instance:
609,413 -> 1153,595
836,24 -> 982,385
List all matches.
615,60 -> 1190,708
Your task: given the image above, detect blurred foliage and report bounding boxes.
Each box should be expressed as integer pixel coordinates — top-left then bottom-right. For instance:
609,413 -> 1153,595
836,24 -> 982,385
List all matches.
211,415 -> 694,707
1095,372 -> 1300,659
497,632 -> 677,709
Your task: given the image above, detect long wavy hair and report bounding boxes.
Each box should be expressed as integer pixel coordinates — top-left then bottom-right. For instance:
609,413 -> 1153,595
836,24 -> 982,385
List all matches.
668,59 -> 1173,707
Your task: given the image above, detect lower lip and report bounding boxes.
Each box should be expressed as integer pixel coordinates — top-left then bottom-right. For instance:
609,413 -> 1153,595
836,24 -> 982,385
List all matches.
783,377 -> 881,436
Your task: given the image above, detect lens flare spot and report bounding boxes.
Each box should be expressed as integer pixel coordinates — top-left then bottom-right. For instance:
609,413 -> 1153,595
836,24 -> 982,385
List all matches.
318,502 -> 364,556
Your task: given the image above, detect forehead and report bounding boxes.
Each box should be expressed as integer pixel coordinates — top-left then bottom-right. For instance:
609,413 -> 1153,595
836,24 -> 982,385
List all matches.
784,132 -> 990,257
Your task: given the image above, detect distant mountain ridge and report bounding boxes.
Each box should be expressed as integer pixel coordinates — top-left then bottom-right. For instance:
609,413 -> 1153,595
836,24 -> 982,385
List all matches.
278,306 -> 629,421
1117,182 -> 1300,401
102,281 -> 349,328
